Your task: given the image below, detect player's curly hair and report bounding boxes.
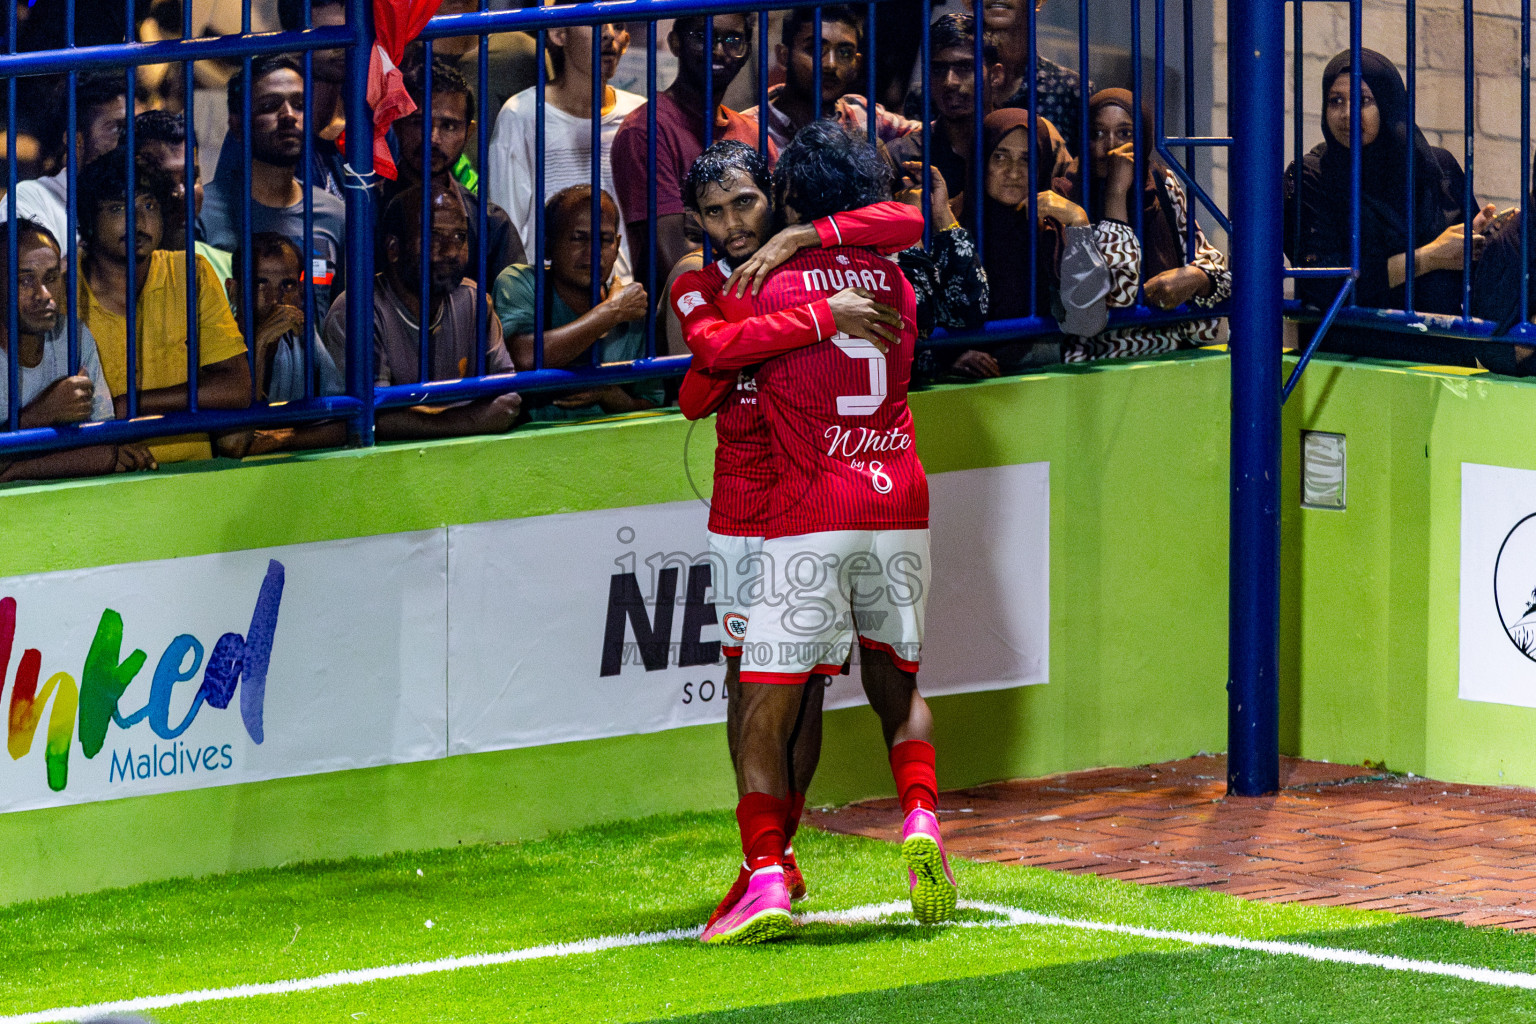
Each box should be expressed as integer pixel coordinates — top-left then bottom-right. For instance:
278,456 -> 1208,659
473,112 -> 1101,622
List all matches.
773,118 -> 891,223
683,140 -> 774,213
77,144 -> 179,258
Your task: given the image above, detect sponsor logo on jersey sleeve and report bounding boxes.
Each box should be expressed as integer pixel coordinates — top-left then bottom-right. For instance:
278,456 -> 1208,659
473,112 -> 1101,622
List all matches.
677,291 -> 707,316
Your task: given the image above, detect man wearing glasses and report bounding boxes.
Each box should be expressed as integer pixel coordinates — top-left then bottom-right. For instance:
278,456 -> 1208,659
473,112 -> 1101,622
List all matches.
743,6 -> 919,152
611,14 -> 774,293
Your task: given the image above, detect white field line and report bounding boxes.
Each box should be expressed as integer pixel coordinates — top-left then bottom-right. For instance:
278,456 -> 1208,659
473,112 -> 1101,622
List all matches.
6,900 -> 1536,1022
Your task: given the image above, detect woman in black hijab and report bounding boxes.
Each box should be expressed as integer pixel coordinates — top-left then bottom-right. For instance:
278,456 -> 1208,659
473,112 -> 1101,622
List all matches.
1285,48 -> 1493,318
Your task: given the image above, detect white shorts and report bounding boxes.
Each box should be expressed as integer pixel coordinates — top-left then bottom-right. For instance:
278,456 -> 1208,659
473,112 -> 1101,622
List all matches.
738,529 -> 930,685
708,531 -> 763,658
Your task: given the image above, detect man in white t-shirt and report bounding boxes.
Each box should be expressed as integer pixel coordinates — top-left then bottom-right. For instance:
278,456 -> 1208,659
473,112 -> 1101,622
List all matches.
0,71 -> 138,250
485,5 -> 643,281
0,220 -> 156,481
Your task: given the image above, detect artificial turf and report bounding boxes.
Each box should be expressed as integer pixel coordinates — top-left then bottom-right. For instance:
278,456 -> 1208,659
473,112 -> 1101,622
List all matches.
2,810 -> 1535,1022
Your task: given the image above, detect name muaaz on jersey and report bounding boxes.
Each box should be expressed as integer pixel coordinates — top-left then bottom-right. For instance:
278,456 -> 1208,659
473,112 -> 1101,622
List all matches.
799,263 -> 894,296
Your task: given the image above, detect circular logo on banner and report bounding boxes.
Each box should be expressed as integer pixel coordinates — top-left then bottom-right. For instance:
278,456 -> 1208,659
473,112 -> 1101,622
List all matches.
723,612 -> 749,641
1494,513 -> 1536,662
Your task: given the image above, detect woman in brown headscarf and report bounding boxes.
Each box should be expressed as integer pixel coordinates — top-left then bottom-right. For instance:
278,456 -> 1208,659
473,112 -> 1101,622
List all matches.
943,108 -> 1119,376
1063,88 -> 1231,362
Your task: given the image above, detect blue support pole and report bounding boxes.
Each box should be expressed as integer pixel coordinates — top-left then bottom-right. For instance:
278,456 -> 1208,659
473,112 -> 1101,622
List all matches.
1226,0 -> 1284,796
343,0 -> 376,444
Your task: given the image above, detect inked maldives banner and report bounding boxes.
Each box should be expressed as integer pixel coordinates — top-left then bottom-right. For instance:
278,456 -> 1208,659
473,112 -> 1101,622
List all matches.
0,532 -> 448,814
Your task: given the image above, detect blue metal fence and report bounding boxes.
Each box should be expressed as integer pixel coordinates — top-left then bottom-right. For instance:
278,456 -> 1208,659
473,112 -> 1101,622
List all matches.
0,0 -> 1230,459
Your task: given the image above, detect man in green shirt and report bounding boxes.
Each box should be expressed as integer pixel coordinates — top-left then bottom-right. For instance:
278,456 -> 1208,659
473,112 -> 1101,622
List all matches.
492,185 -> 662,420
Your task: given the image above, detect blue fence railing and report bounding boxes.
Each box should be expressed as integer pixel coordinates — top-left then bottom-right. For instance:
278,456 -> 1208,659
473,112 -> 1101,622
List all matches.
0,0 -> 1230,461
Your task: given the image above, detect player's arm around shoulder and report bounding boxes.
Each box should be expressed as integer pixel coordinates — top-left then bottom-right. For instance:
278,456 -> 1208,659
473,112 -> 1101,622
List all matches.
816,201 -> 927,255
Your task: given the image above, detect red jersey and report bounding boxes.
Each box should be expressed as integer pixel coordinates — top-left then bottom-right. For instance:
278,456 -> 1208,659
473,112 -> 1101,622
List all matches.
752,247 -> 926,537
673,202 -> 926,537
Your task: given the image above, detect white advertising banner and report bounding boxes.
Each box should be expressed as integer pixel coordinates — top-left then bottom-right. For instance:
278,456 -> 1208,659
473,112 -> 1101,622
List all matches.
1460,462 -> 1536,707
0,464 -> 1050,813
0,531 -> 448,813
446,463 -> 1050,754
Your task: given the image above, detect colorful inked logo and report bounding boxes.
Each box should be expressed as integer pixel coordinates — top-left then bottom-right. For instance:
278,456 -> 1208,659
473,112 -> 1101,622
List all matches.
0,560 -> 285,792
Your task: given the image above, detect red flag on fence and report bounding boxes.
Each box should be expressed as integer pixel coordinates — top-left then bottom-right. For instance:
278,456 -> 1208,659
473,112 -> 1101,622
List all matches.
357,0 -> 444,180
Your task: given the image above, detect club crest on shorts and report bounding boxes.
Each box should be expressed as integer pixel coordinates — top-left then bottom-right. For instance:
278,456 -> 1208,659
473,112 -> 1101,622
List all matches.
723,612 -> 749,641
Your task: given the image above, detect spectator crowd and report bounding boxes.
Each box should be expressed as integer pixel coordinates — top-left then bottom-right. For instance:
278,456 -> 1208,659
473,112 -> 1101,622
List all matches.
26,0 -> 1531,482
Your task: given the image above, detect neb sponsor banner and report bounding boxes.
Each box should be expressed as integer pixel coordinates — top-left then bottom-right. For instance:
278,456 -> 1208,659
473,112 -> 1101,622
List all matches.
0,533 -> 448,813
446,463 -> 1049,754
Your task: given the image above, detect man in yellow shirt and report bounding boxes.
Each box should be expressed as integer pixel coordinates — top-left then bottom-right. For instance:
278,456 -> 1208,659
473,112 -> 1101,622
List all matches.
77,145 -> 252,462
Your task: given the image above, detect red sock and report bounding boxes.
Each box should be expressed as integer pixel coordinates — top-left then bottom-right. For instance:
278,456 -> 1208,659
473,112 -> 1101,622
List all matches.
736,793 -> 788,871
889,740 -> 938,815
784,791 -> 808,850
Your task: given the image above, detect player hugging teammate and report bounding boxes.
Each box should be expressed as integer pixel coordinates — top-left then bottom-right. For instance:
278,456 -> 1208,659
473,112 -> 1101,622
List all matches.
673,122 -> 955,946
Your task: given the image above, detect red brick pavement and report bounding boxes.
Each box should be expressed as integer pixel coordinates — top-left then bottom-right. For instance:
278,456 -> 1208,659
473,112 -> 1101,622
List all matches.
809,755 -> 1536,930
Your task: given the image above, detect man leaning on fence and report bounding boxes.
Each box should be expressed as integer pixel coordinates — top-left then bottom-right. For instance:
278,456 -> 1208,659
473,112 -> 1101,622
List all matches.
322,184 -> 521,441
742,6 -> 919,151
202,54 -> 348,314
391,56 -> 526,285
493,185 -> 660,421
0,71 -> 137,248
76,147 -> 252,464
0,219 -> 156,481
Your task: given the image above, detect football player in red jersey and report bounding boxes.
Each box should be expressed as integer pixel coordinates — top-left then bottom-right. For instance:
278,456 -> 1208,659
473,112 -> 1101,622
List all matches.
678,125 -> 953,944
673,140 -> 926,944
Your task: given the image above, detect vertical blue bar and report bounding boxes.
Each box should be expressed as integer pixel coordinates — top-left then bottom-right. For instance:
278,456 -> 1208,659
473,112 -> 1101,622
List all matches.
971,3 -> 983,253
64,0 -> 78,377
241,54 -> 255,393
302,0 -> 316,398
758,9 -> 769,154
813,7 -> 824,123
534,29 -> 546,369
702,17 -> 715,267
1026,0 -> 1038,316
705,19 -> 715,150
919,3 -> 930,250
1349,12 -> 1361,298
125,58 -> 139,419
6,31 -> 18,433
864,3 -> 876,141
591,18 -> 603,333
185,0 -> 200,411
1405,0 -> 1417,311
476,0 -> 489,375
420,45 -> 434,384
1182,0 -> 1196,258
1227,0 -> 1283,797
1523,0 -> 1531,325
343,0 -> 375,444
240,0 -> 255,401
645,19 -> 658,358
66,70 -> 78,376
1130,0 -> 1145,306
1461,0 -> 1473,320
1078,0 -> 1090,227
1291,1 -> 1303,281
